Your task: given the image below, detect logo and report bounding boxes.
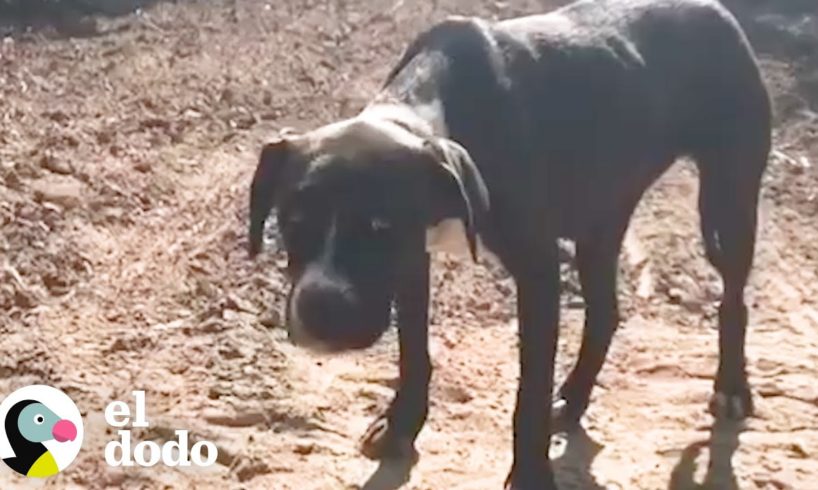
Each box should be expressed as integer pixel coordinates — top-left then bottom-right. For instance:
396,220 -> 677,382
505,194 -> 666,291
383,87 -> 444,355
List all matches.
0,385 -> 83,478
104,391 -> 217,468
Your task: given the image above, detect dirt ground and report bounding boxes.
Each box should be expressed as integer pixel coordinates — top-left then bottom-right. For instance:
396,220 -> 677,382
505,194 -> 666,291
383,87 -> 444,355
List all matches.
0,0 -> 816,489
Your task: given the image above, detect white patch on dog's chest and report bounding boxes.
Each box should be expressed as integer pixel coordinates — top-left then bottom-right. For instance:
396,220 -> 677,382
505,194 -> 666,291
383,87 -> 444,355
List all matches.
411,99 -> 448,137
425,218 -> 498,263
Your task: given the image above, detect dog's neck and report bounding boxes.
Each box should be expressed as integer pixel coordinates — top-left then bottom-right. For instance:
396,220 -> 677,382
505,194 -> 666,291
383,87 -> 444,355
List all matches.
360,97 -> 448,141
362,48 -> 450,139
356,55 -> 499,263
361,79 -> 497,263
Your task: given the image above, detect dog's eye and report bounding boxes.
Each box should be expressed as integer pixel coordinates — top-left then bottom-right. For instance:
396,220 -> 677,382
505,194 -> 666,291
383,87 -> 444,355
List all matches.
370,218 -> 391,233
34,414 -> 44,425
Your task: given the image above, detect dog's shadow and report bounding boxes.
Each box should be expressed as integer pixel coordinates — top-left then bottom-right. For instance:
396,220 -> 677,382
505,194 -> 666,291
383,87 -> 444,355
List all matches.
668,420 -> 742,490
357,421 -> 741,489
552,427 -> 607,490
358,427 -> 607,490
360,455 -> 415,490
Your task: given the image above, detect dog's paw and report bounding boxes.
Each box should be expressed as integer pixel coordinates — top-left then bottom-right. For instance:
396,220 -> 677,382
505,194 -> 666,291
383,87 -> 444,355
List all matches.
359,415 -> 418,462
709,390 -> 753,420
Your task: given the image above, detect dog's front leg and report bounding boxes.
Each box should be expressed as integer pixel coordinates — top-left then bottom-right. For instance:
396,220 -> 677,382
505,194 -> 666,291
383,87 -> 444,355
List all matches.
506,249 -> 560,490
360,253 -> 431,462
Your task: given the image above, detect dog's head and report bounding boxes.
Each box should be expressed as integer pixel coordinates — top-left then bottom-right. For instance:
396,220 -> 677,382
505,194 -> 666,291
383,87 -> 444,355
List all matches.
248,116 -> 488,352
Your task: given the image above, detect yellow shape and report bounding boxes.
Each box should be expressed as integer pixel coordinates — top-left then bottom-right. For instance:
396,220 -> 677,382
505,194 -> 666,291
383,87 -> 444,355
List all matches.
27,451 -> 60,478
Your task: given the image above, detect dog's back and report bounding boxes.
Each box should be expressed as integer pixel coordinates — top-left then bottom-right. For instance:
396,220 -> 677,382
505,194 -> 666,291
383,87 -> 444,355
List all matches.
380,0 -> 770,242
497,0 -> 770,151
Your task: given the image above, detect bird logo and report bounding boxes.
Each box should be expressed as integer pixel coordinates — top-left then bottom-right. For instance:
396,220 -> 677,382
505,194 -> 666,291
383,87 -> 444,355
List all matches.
0,385 -> 83,478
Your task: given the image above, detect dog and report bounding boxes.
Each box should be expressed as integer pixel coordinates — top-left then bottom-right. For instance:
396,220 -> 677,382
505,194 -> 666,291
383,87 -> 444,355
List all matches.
248,0 -> 771,488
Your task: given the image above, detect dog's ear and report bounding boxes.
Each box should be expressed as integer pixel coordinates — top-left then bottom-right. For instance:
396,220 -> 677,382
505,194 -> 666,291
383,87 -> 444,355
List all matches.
249,138 -> 293,258
424,138 -> 490,262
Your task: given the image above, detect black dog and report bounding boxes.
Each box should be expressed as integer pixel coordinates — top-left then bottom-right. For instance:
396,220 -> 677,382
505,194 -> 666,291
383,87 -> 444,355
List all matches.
249,0 -> 771,487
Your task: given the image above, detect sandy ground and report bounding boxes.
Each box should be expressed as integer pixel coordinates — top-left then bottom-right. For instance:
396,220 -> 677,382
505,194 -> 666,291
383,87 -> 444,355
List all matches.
0,0 -> 817,489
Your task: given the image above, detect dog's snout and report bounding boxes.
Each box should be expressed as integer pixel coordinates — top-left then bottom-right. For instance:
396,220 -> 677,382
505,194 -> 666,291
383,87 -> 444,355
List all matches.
287,268 -> 361,345
294,281 -> 356,334
285,266 -> 391,352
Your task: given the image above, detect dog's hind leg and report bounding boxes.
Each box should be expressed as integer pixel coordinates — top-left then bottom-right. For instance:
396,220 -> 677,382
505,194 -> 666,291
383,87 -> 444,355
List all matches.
696,139 -> 768,420
553,216 -> 631,430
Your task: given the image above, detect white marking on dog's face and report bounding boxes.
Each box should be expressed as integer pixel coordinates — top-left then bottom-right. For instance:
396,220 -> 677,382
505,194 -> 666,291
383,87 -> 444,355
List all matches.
284,215 -> 342,354
286,284 -> 337,354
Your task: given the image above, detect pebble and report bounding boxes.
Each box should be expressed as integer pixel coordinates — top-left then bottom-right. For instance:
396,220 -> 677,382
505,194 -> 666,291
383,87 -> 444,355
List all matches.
40,152 -> 74,175
31,178 -> 83,209
203,407 -> 267,427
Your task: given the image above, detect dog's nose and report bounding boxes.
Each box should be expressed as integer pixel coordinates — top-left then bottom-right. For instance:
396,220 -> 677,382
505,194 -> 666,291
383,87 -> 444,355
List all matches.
289,265 -> 361,342
294,282 -> 356,337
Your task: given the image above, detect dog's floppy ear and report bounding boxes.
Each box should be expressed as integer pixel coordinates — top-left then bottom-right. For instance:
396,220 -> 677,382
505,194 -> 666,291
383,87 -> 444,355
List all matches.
249,138 -> 293,258
424,137 -> 490,262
